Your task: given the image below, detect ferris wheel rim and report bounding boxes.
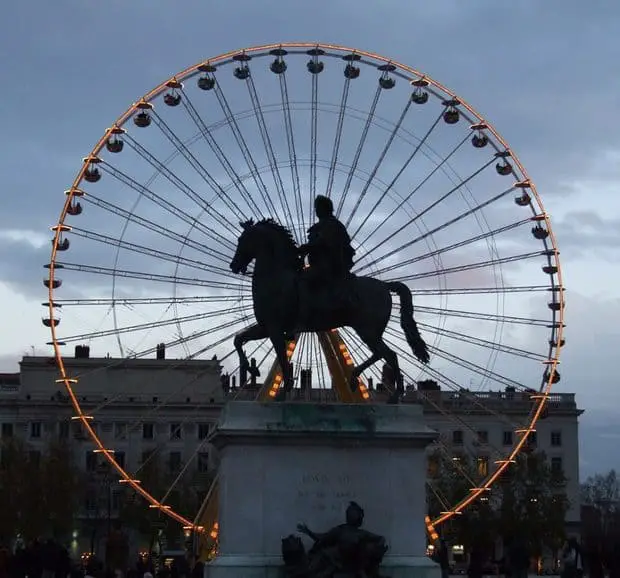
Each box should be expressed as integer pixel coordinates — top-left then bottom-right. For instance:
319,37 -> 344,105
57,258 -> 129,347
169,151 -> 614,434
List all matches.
46,41 -> 566,533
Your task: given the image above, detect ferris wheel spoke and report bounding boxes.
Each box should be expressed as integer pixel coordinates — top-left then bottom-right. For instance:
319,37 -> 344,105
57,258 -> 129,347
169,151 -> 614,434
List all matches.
416,321 -> 546,361
69,227 -> 236,280
53,296 -> 243,307
424,342 -> 532,392
340,328 -> 521,439
179,90 -> 263,220
380,330 -> 520,429
118,137 -> 239,246
245,72 -> 297,230
149,111 -> 249,222
325,77 -> 353,200
82,192 -> 232,266
426,482 -> 452,512
99,161 -> 234,256
56,261 -> 251,292
336,85 -> 382,219
309,50 -> 320,208
409,284 -> 550,296
63,318 -> 252,384
357,156 -> 497,265
387,250 -> 546,284
407,304 -> 551,326
346,106 -> 444,231
384,325 -> 530,394
356,184 -> 520,275
58,303 -> 251,343
211,79 -> 280,219
278,72 -> 304,234
347,98 -> 413,237
354,131 -> 472,247
370,217 -> 530,277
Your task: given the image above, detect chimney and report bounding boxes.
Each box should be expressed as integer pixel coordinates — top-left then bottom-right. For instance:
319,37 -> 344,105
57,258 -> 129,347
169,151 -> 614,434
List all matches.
156,343 -> 166,360
75,345 -> 90,359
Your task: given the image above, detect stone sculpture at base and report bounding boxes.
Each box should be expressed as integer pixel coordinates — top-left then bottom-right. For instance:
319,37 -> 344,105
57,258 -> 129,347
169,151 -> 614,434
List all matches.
282,501 -> 388,578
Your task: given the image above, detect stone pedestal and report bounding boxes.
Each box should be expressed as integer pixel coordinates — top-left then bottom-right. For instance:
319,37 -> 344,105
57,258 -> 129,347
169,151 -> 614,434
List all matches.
206,401 -> 440,578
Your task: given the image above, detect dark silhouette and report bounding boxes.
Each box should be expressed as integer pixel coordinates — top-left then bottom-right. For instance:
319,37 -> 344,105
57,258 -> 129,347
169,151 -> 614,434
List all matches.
434,538 -> 450,578
585,542 -> 604,578
282,501 -> 388,578
561,538 -> 583,578
467,543 -> 484,578
230,215 -> 429,403
506,536 -> 530,578
299,196 -> 355,284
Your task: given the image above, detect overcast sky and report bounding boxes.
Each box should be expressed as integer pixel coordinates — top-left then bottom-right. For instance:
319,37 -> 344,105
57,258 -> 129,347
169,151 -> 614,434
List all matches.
0,0 -> 619,478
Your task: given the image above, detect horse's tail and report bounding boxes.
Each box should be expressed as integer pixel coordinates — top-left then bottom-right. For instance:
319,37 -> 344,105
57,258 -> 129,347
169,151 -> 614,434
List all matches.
387,281 -> 430,365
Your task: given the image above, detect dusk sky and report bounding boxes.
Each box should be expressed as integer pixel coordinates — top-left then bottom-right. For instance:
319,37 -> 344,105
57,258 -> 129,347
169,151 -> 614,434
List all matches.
1,0 -> 619,478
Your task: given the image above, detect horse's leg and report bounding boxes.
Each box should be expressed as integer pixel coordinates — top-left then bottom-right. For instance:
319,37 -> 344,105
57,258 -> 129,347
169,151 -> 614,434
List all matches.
233,324 -> 268,386
353,332 -> 404,404
270,332 -> 293,401
349,351 -> 382,392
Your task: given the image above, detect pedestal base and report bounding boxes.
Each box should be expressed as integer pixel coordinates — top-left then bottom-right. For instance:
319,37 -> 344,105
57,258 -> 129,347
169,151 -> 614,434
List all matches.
206,402 -> 440,578
205,554 -> 440,578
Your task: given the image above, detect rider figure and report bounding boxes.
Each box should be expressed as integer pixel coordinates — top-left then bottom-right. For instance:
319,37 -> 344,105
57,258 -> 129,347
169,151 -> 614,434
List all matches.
295,196 -> 355,329
299,195 -> 355,284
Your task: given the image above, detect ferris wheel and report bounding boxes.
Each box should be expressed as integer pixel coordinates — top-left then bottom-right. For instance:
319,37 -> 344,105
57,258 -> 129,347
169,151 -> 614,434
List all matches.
45,43 -> 564,545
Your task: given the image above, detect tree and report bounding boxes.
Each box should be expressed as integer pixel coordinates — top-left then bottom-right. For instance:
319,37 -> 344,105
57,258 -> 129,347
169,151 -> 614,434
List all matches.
498,451 -> 568,556
0,438 -> 26,543
580,470 -> 620,547
0,437 -> 84,544
427,450 -> 498,552
581,470 -> 619,512
42,440 -> 81,541
0,438 -> 46,541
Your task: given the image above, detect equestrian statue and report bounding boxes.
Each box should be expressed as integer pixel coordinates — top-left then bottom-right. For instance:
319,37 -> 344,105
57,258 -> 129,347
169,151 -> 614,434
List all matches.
229,195 -> 429,402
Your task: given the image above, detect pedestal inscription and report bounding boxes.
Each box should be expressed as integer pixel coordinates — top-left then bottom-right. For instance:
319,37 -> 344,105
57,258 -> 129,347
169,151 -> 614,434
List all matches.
296,473 -> 356,513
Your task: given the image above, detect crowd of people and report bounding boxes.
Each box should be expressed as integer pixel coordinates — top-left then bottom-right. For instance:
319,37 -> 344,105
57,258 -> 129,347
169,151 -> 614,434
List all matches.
3,534 -> 620,578
0,540 -> 204,578
432,536 -> 620,578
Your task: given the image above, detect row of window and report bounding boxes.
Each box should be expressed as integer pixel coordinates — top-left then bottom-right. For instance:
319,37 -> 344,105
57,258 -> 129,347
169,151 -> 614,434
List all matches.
451,429 -> 562,447
0,446 -> 212,475
427,454 -> 565,478
83,488 -> 209,514
0,421 -> 215,441
84,450 -> 211,474
0,423 -> 564,450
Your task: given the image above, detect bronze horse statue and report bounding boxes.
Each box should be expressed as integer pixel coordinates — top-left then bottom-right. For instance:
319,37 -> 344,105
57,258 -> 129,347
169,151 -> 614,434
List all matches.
229,219 -> 429,402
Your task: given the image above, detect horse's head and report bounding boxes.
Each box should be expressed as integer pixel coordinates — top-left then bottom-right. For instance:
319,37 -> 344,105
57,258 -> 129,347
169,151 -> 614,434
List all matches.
230,218 -> 299,275
230,219 -> 256,274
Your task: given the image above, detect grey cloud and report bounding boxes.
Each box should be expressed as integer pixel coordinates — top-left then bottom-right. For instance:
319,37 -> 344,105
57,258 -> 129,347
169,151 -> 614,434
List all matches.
552,211 -> 620,257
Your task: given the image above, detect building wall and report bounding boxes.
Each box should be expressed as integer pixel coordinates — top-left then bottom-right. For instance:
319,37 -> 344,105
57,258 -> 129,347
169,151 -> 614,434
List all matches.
0,356 -> 583,543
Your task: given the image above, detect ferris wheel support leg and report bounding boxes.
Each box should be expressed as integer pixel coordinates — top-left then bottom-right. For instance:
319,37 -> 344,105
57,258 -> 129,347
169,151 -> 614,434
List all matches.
193,473 -> 220,561
319,330 -> 369,403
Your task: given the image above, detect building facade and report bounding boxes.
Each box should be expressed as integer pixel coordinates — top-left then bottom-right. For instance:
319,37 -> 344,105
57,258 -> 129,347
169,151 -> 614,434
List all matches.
0,351 -> 582,557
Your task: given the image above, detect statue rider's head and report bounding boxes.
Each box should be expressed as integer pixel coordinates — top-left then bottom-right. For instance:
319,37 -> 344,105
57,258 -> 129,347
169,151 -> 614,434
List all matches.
345,501 -> 364,528
314,195 -> 334,220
